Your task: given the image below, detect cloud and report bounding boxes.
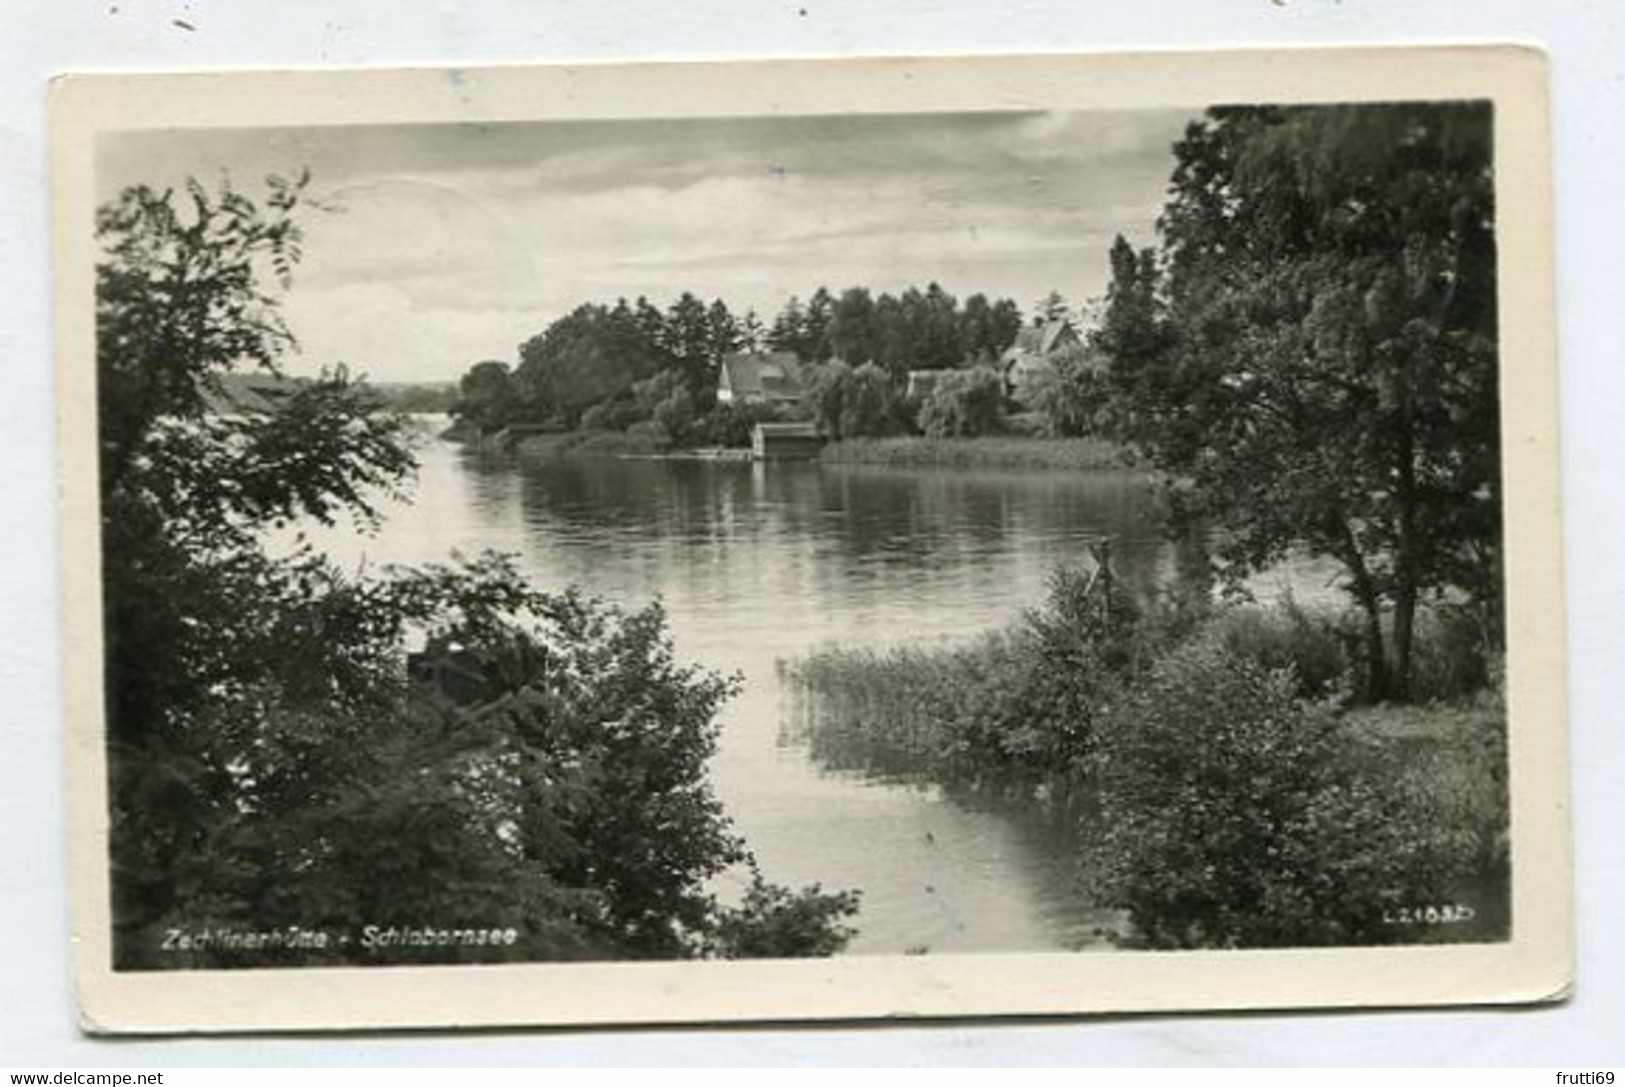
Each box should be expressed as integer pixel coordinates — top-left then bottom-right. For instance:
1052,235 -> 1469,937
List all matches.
102,108 -> 1198,381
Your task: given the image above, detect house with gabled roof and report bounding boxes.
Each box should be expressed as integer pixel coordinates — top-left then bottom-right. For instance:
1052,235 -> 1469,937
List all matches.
717,351 -> 806,408
999,317 -> 1081,406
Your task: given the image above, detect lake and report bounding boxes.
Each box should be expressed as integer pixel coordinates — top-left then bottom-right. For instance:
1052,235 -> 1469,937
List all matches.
298,423 -> 1334,954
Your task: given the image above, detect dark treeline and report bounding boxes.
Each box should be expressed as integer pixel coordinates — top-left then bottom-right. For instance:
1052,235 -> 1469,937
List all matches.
765,284 -> 1023,375
451,284 -> 1026,442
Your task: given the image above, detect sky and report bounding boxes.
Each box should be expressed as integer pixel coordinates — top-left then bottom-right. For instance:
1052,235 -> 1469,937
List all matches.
97,108 -> 1198,384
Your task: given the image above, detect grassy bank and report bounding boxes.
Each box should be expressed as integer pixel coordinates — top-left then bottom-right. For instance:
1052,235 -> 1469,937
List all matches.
783,580 -> 1508,950
511,428 -> 672,459
820,435 -> 1128,471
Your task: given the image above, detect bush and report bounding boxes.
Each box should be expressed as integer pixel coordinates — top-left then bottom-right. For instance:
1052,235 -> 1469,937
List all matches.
625,419 -> 672,446
1028,345 -> 1111,437
1408,604 -> 1495,702
786,566 -> 1132,798
1208,600 -> 1350,700
918,366 -> 1004,438
652,386 -> 697,444
694,401 -> 780,447
579,398 -> 644,432
708,872 -> 861,958
805,360 -> 907,439
1087,640 -> 1488,948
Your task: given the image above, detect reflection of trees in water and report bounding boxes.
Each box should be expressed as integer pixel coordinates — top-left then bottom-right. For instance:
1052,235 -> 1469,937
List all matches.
479,454 -> 1170,597
455,453 -> 1190,695
762,462 -> 1166,582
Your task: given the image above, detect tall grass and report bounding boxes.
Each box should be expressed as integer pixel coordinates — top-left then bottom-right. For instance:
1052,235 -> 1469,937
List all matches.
512,428 -> 672,459
784,568 -> 1136,802
783,572 -> 1509,949
819,435 -> 1127,471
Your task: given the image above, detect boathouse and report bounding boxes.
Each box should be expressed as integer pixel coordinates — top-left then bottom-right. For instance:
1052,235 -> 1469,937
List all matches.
751,421 -> 823,461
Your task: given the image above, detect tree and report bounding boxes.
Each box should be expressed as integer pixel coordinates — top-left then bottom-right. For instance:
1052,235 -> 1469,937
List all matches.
1095,103 -> 1499,700
96,175 -> 859,967
515,303 -> 661,427
1088,236 -> 1172,441
829,287 -> 878,364
958,291 -> 1022,366
1028,345 -> 1111,438
803,287 -> 836,362
804,359 -> 854,440
1034,290 -> 1071,323
915,282 -> 962,370
664,292 -> 718,395
918,366 -> 1004,438
454,360 -> 519,432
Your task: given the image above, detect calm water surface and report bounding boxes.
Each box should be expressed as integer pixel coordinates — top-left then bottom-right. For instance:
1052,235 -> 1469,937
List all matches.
304,424 -> 1330,954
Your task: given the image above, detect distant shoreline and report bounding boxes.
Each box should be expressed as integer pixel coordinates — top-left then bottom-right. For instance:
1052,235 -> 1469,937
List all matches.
453,423 -> 1136,473
819,435 -> 1130,471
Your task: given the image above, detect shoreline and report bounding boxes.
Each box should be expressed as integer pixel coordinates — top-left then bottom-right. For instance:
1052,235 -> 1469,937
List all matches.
819,435 -> 1130,471
470,426 -> 1136,472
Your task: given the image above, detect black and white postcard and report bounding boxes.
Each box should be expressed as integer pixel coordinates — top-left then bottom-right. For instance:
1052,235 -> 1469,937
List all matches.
51,47 -> 1570,1033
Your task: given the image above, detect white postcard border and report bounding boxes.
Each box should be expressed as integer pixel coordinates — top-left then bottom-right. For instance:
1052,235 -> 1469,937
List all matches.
51,46 -> 1570,1034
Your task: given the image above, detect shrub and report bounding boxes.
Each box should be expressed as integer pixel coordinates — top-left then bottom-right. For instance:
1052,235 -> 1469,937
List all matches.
652,386 -> 697,444
786,565 -> 1131,798
1207,600 -> 1350,700
1408,604 -> 1495,703
918,366 -> 1004,438
625,419 -> 672,447
694,401 -> 780,447
805,360 -> 906,439
631,369 -> 688,415
708,872 -> 861,959
1087,640 -> 1486,948
579,398 -> 644,432
1028,345 -> 1111,437
841,362 -> 906,438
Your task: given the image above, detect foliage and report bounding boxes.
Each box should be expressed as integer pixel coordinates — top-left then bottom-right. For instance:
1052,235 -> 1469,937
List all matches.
1087,639 -> 1497,948
579,397 -> 644,433
97,175 -> 857,968
769,282 -> 1021,377
1092,103 -> 1501,700
693,400 -> 785,448
500,294 -> 748,430
917,366 -> 1005,438
1027,344 -> 1113,438
510,427 -> 673,460
786,567 -> 1140,797
457,282 -> 1022,442
708,872 -> 861,959
788,562 -> 1507,950
818,435 -> 1124,471
515,303 -> 661,427
651,384 -> 699,445
840,362 -> 906,438
1208,599 -> 1350,700
454,360 -> 521,432
804,360 -> 907,440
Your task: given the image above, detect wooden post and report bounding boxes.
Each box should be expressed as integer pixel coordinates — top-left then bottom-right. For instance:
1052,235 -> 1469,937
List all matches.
1087,537 -> 1113,626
